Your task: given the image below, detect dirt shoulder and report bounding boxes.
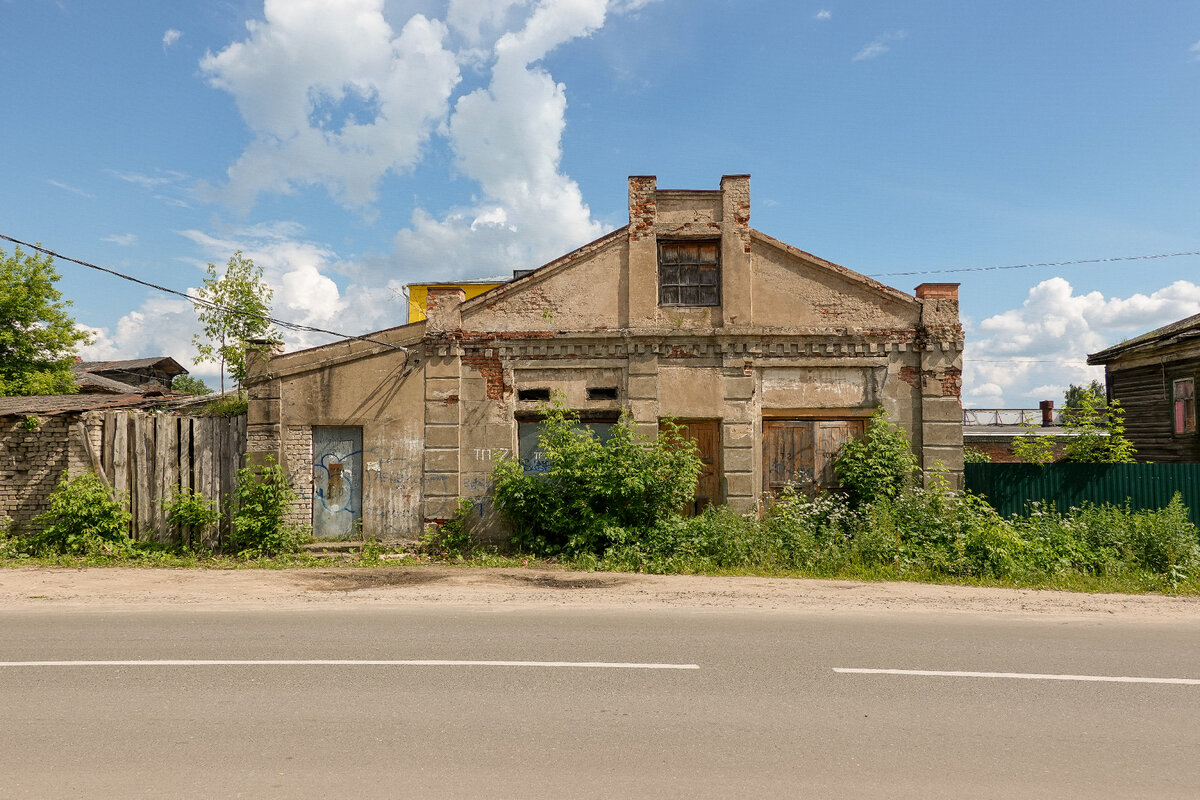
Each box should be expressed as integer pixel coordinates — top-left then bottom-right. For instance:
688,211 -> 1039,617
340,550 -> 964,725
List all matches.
0,565 -> 1198,620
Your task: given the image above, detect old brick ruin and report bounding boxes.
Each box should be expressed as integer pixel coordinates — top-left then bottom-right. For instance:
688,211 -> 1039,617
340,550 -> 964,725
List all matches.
246,175 -> 965,541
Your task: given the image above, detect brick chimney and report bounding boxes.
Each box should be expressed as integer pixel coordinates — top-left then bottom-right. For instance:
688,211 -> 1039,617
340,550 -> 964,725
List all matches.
425,286 -> 465,333
914,283 -> 959,300
1039,400 -> 1055,427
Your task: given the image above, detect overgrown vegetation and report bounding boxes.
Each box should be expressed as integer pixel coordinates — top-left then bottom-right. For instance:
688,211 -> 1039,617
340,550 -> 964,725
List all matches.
1013,385 -> 1136,464
1,460 -> 309,563
226,458 -> 308,557
29,472 -> 133,557
478,406 -> 1200,593
420,498 -> 477,560
201,393 -> 249,417
490,403 -> 702,558
832,411 -> 919,505
163,486 -> 222,548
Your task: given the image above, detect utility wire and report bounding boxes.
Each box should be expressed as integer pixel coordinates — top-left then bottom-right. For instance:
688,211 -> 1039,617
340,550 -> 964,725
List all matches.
0,234 -> 407,352
869,250 -> 1200,278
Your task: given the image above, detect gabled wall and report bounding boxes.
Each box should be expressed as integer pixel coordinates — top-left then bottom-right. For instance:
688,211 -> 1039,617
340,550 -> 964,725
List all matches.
248,175 -> 965,542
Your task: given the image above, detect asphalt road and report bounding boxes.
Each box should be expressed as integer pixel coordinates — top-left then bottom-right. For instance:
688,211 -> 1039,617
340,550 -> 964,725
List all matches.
1,606 -> 1199,799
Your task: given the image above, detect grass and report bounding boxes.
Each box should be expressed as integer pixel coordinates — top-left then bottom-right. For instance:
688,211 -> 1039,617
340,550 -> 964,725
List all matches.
3,546 -> 1193,597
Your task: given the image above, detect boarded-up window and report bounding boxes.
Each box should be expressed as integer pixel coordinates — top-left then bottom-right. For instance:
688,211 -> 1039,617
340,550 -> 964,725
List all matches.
517,416 -> 618,475
762,419 -> 866,494
662,419 -> 721,515
1175,378 -> 1196,434
659,241 -> 720,307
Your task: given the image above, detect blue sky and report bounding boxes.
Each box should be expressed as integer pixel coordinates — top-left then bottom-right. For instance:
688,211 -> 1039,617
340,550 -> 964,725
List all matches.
2,0 -> 1198,405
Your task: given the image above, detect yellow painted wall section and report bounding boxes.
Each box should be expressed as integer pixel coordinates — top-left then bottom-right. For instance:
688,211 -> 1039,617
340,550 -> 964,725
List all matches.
408,283 -> 504,323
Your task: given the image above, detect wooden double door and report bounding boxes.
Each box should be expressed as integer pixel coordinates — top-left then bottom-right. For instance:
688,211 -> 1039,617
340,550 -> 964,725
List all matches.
762,418 -> 866,494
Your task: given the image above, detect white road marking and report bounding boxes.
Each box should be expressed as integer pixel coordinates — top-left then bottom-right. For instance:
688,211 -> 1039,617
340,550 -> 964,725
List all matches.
834,668 -> 1200,685
0,659 -> 699,670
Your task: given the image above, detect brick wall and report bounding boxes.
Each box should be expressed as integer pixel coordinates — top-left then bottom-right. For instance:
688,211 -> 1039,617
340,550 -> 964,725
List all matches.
282,425 -> 313,528
0,414 -> 89,532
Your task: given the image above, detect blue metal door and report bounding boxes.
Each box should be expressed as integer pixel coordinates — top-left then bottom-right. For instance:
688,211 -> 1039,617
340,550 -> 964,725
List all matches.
312,427 -> 363,538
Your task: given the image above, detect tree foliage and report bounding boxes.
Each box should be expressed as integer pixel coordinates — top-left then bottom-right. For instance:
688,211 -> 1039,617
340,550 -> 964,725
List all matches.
171,374 -> 212,396
1013,385 -> 1136,464
191,251 -> 280,393
0,245 -> 91,396
833,410 -> 919,505
490,404 -> 703,557
1064,380 -> 1106,413
1061,391 -> 1137,463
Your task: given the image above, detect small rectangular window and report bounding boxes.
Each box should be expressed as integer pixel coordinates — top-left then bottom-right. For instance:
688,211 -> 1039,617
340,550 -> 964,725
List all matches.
517,388 -> 551,402
1174,378 -> 1195,434
587,387 -> 619,401
659,240 -> 720,307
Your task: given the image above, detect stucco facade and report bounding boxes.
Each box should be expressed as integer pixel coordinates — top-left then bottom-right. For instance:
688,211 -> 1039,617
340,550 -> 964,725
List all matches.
245,175 -> 964,541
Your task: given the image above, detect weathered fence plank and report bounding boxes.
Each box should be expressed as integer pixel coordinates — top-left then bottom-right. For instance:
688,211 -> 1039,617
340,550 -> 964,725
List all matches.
109,411 -> 130,512
88,411 -> 244,544
155,416 -> 178,543
132,415 -> 155,540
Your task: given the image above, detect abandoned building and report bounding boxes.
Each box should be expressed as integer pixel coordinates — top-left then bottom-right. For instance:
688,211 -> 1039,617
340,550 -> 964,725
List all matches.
244,175 -> 965,540
1088,312 -> 1200,462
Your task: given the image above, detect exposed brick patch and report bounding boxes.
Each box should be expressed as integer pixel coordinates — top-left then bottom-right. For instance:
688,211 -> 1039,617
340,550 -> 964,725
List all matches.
460,352 -> 506,400
442,394 -> 460,406
666,346 -> 698,359
941,367 -> 962,398
629,176 -> 657,241
898,365 -> 962,397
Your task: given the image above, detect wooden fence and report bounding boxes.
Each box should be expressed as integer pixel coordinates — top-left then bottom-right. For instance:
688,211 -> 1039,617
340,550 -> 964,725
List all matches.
88,411 -> 246,546
964,463 -> 1200,526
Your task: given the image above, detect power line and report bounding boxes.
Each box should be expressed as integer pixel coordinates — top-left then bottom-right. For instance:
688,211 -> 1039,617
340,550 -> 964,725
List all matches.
0,234 -> 407,352
869,250 -> 1200,278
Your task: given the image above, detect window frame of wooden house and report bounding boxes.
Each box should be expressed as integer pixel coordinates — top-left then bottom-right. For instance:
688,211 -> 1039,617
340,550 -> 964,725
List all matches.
1174,377 -> 1196,435
658,240 -> 721,307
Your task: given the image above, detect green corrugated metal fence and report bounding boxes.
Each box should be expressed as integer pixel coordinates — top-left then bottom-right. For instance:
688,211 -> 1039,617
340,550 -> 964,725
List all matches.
964,463 -> 1200,526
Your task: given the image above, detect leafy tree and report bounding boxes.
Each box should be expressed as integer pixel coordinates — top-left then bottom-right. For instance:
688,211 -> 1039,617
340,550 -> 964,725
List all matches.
833,410 -> 919,505
1064,380 -> 1106,414
1061,390 -> 1137,463
191,251 -> 280,393
0,245 -> 91,396
171,374 -> 212,396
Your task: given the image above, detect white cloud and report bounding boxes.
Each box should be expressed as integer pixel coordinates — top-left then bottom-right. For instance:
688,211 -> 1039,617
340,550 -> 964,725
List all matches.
853,30 -> 906,62
963,277 -> 1200,407
1191,40 -> 1200,61
814,9 -> 831,21
201,0 -> 462,212
162,29 -> 182,50
102,233 -> 138,246
48,179 -> 93,198
389,0 -> 607,280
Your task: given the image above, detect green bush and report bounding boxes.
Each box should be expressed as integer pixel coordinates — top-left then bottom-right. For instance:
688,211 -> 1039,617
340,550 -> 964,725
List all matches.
227,458 -> 308,557
833,410 -> 919,505
421,498 -> 476,559
163,486 -> 221,548
491,404 -> 703,557
31,472 -> 133,556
